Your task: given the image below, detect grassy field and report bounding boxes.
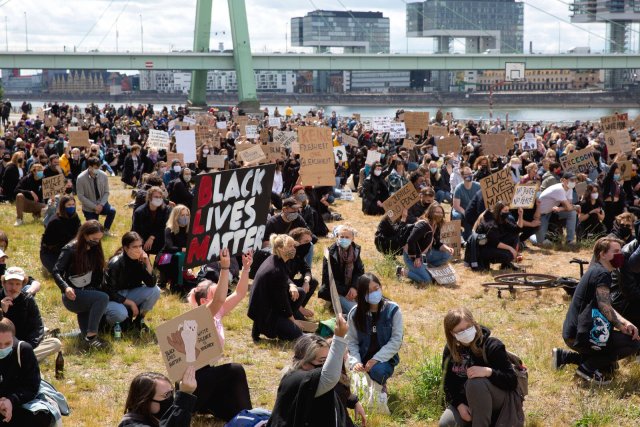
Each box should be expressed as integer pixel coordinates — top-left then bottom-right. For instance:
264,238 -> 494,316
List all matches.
3,177 -> 640,426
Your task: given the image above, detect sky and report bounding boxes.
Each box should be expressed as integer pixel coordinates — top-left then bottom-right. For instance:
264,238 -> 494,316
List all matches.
0,0 -> 636,62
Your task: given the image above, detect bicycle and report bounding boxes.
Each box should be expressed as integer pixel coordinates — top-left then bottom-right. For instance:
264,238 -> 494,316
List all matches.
482,258 -> 589,298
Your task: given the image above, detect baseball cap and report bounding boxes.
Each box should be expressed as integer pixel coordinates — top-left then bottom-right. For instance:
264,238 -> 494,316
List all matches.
3,266 -> 25,281
562,171 -> 576,180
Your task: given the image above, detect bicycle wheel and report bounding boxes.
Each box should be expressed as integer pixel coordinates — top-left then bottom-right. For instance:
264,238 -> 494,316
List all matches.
482,282 -> 537,298
494,273 -> 557,287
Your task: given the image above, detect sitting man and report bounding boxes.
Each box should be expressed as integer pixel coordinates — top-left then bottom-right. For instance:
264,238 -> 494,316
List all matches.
0,267 -> 61,362
286,227 -> 318,319
263,197 -> 315,266
531,171 -> 578,247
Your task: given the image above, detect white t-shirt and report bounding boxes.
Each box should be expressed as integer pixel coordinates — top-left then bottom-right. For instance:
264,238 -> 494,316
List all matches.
538,183 -> 571,215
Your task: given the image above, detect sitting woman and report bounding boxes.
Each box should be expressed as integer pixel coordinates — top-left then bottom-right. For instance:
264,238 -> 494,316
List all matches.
268,316 -> 350,427
361,161 -> 389,215
346,273 -> 403,414
320,225 -> 365,315
103,232 -> 160,331
156,205 -> 191,293
577,184 -> 606,240
185,248 -> 253,421
248,234 -> 306,342
40,194 -> 81,273
439,307 -> 519,427
132,186 -> 171,255
475,201 -> 524,271
119,367 -> 197,427
401,203 -> 454,284
52,220 -> 109,349
168,167 -> 193,208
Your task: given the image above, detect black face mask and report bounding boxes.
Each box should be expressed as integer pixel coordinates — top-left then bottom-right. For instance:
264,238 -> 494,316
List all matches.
501,212 -> 511,221
295,242 -> 312,258
154,395 -> 174,418
65,187 -> 73,194
620,225 -> 632,237
86,240 -> 100,248
310,362 -> 323,369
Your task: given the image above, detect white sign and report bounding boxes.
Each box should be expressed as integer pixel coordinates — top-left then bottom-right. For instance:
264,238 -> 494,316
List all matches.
148,129 -> 170,149
273,130 -> 297,149
268,117 -> 281,128
245,125 -> 259,139
389,122 -> 407,139
522,133 -> 537,151
116,134 -> 130,146
334,146 -> 347,163
372,117 -> 391,133
216,121 -> 228,130
365,150 -> 382,165
175,130 -> 197,163
183,116 -> 197,125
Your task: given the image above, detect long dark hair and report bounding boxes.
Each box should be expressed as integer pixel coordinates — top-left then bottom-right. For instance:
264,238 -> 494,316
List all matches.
354,273 -> 385,333
123,372 -> 170,426
72,220 -> 105,275
112,231 -> 142,258
57,195 -> 77,219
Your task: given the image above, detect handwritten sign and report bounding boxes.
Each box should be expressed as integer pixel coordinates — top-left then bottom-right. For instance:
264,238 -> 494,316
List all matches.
605,129 -> 632,154
381,182 -> 420,222
403,139 -> 416,150
298,127 -> 335,187
155,305 -> 223,382
341,133 -> 359,147
273,130 -> 297,149
480,169 -> 515,210
68,131 -> 90,147
404,112 -> 429,136
148,129 -> 171,150
426,264 -> 457,285
245,125 -> 259,139
440,220 -> 462,260
372,117 -> 391,133
560,146 -> 597,174
334,146 -> 347,163
511,184 -> 538,209
601,113 -> 628,132
428,125 -> 448,138
183,116 -> 197,126
268,117 -> 281,128
166,152 -> 185,165
389,122 -> 407,139
195,125 -> 219,148
438,136 -> 460,155
206,155 -> 226,170
42,174 -> 66,199
262,142 -> 286,162
480,134 -> 509,157
116,134 -> 130,146
365,150 -> 382,166
620,160 -> 633,181
238,144 -> 267,164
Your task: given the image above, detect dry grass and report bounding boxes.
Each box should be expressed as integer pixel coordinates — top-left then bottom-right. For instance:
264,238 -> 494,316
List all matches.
3,177 -> 640,426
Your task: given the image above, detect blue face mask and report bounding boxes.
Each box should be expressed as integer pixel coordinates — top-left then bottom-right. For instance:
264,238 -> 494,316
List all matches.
0,346 -> 12,359
365,289 -> 383,305
614,174 -> 621,181
65,206 -> 76,216
429,167 -> 438,174
338,238 -> 351,249
35,171 -> 44,179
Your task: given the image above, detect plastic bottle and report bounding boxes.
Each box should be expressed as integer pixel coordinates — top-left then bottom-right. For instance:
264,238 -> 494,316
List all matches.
114,322 -> 122,340
55,351 -> 64,380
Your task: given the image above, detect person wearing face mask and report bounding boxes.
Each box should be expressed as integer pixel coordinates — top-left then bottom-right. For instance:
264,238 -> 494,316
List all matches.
122,145 -> 143,188
103,232 -> 160,332
132,187 -> 171,255
119,367 -> 197,427
361,161 -> 389,216
157,205 -> 192,292
167,167 -> 193,208
40,195 -> 81,274
13,163 -> 46,227
1,152 -> 25,203
602,162 -> 626,233
452,167 -> 481,241
474,201 -> 524,271
555,237 -> 640,385
248,234 -> 305,342
407,188 -> 435,224
196,145 -> 211,172
577,184 -> 606,240
52,220 -> 110,349
440,307 -> 520,427
346,273 -> 403,414
162,159 -> 182,187
285,228 -> 318,318
76,156 -> 117,236
43,154 -> 64,178
263,198 -> 312,249
609,212 -> 637,245
531,171 -> 579,247
506,156 -> 522,184
471,156 -> 491,182
539,161 -> 562,192
292,185 -> 329,238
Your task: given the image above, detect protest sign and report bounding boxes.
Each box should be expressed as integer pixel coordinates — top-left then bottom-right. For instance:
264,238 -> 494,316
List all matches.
429,125 -> 448,138
389,122 -> 407,139
195,125 -> 218,148
297,127 -> 335,186
206,155 -> 226,170
445,112 -> 453,122
365,150 -> 382,166
601,113 -> 628,132
426,264 -> 457,285
334,146 -> 347,163
68,131 -> 90,147
480,134 -> 509,157
186,164 -> 276,267
195,114 -> 216,126
155,305 -> 223,382
372,117 -> 391,133
262,142 -> 285,162
216,121 -> 228,130
437,136 -> 460,155
236,116 -> 249,136
403,139 -> 416,150
480,169 -> 515,210
575,181 -> 588,197
183,116 -> 197,126
510,184 -> 538,209
341,133 -> 359,147
560,147 -> 597,174
42,174 -> 66,199
324,248 -> 342,316
273,130 -> 297,149
45,116 -> 58,127
166,152 -> 185,165
268,117 -> 281,128
522,133 -> 537,151
294,320 -> 319,333
68,126 -> 79,132
291,141 -> 300,155
440,220 -> 462,260
381,182 -> 420,222
238,144 -> 267,164
620,160 -> 633,181
353,113 -> 361,121
148,129 -> 171,150
605,129 -> 632,154
404,112 -> 429,136
245,125 -> 259,139
116,134 -> 130,146
260,129 -> 270,144
175,130 -> 197,163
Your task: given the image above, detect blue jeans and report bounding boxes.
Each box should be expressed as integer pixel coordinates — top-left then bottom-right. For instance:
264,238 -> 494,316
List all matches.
83,202 -> 116,231
403,249 -> 452,283
62,288 -> 109,336
533,210 -> 577,244
436,190 -> 452,204
304,242 -> 314,268
368,361 -> 395,385
340,295 -> 357,315
105,286 -> 162,325
451,210 -> 471,241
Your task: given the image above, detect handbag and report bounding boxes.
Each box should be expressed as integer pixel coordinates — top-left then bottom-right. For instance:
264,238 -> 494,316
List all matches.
157,253 -> 173,266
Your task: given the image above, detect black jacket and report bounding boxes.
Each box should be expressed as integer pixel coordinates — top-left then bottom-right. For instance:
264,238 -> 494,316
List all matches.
104,253 -> 155,303
52,242 -> 105,292
612,221 -> 640,313
41,214 -> 81,254
121,154 -> 142,186
14,173 -> 43,201
0,291 -> 44,349
132,203 -> 171,253
406,220 -> 442,260
118,391 -> 197,427
168,178 -> 193,208
361,175 -> 389,215
0,338 -> 40,408
320,243 -> 365,300
1,163 -> 25,201
161,227 -> 188,253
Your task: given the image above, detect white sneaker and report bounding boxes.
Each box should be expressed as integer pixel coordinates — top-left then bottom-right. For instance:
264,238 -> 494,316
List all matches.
376,391 -> 390,415
13,218 -> 23,226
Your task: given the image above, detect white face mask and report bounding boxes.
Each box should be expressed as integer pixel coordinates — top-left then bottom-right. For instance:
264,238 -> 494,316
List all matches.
567,181 -> 576,189
151,197 -> 163,207
454,326 -> 477,344
373,169 -> 382,176
173,165 -> 181,173
591,192 -> 599,200
202,149 -> 210,155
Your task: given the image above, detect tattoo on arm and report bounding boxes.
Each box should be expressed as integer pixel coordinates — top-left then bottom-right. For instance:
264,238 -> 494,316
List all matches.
596,286 -> 622,328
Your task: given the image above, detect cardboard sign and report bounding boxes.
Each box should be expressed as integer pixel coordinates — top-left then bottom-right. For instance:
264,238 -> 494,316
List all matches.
605,130 -> 632,154
403,139 -> 416,150
522,133 -> 537,151
620,160 -> 633,181
268,117 -> 281,128
298,127 -> 335,187
45,116 -> 58,127
195,114 -> 216,126
68,126 -> 79,132
262,142 -> 286,162
148,129 -> 171,150
440,220 -> 462,260
206,155 -> 226,170
575,181 -> 588,197
236,116 -> 249,136
511,184 -> 538,209
68,131 -> 90,147
324,248 -> 343,316
353,113 -> 361,121
273,130 -> 297,149
365,150 -> 382,166
601,113 -> 628,132
404,111 -> 429,136
389,122 -> 407,139
195,125 -> 218,148
155,305 -> 223,383
259,129 -> 270,144
381,182 -> 420,222
166,152 -> 184,165
480,169 -> 515,210
560,146 -> 597,174
238,144 -> 267,164
116,134 -> 130,146
186,164 -> 276,267
42,174 -> 66,199
429,125 -> 448,138
426,264 -> 457,285
341,134 -> 359,147
437,136 -> 460,155
291,141 -> 300,155
175,130 -> 197,163
334,146 -> 347,163
294,320 -> 319,333
480,134 -> 509,157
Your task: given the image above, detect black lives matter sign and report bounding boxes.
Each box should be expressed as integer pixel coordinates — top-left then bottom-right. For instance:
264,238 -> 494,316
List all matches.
185,164 -> 276,268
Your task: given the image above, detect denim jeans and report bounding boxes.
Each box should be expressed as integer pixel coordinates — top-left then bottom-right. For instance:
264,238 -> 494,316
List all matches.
403,249 -> 452,283
436,190 -> 452,204
367,360 -> 395,385
304,242 -> 314,269
83,202 -> 117,231
62,288 -> 109,336
534,210 -> 577,244
451,210 -> 471,241
105,286 -> 162,325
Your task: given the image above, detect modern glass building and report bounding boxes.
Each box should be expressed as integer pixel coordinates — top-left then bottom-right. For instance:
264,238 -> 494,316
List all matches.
291,10 -> 390,53
406,0 -> 524,54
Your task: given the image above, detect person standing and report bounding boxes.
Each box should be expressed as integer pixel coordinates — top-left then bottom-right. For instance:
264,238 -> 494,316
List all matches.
76,157 -> 116,236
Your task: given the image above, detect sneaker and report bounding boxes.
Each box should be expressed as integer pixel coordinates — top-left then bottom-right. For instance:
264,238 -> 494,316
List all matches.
103,230 -> 116,237
13,219 -> 23,226
575,365 -> 612,385
395,265 -> 404,279
84,336 -> 109,350
376,391 -> 391,415
551,348 -> 567,370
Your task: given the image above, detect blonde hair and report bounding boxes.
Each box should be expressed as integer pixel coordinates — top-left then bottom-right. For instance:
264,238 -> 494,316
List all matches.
166,204 -> 190,234
444,307 -> 483,364
270,234 -> 294,259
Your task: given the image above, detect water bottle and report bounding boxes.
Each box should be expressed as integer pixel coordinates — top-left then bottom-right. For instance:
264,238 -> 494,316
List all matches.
55,351 -> 64,380
114,322 -> 122,340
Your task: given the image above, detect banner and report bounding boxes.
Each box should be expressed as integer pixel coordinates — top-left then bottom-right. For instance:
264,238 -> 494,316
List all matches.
605,129 -> 632,154
155,305 -> 223,382
42,174 -> 66,199
68,131 -> 90,147
381,182 -> 420,222
148,129 -> 171,150
560,146 -> 597,174
480,169 -> 515,210
298,127 -> 335,186
186,164 -> 276,268
404,112 -> 429,136
510,184 -> 538,209
273,130 -> 297,149
440,220 -> 462,260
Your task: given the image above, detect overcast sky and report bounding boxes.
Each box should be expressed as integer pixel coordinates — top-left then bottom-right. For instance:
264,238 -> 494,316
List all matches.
1,0 -> 636,57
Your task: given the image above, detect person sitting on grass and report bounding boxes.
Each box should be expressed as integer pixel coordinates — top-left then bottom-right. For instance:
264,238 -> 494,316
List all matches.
103,232 -> 160,333
39,194 -> 81,274
13,162 -> 46,227
440,307 -> 520,427
156,205 -> 192,293
474,201 -> 524,271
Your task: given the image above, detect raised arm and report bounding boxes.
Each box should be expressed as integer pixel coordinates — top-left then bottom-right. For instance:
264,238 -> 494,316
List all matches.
207,248 -> 230,319
222,250 -> 253,315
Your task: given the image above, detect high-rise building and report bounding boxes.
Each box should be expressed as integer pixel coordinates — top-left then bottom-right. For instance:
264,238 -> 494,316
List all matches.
291,10 -> 390,53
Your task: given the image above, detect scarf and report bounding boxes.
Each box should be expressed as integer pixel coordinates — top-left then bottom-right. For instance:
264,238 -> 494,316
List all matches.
338,245 -> 356,286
